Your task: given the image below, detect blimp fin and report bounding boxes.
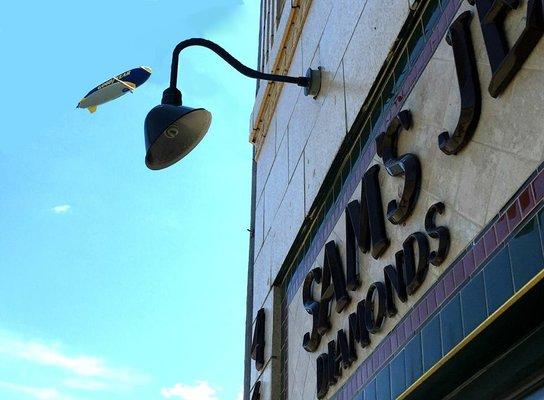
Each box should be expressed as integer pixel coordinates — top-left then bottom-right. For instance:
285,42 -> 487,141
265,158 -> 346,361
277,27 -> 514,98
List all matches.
125,81 -> 136,90
88,105 -> 98,113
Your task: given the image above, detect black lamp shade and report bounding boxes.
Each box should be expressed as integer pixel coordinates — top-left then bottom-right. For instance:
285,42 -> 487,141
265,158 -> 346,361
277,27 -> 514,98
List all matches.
144,104 -> 212,170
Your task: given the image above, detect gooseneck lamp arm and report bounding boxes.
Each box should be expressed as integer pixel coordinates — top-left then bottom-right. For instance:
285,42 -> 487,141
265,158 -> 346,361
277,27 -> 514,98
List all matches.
144,38 -> 322,171
162,38 -> 321,105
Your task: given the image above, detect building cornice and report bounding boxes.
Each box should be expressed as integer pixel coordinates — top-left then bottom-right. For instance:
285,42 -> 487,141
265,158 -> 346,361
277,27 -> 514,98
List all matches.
249,0 -> 312,159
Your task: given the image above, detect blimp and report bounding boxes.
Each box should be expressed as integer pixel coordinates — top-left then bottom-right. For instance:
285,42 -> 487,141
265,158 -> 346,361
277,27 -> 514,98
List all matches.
77,66 -> 152,113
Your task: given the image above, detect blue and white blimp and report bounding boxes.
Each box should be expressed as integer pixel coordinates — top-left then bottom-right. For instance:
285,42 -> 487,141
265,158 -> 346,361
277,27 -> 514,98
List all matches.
77,66 -> 152,113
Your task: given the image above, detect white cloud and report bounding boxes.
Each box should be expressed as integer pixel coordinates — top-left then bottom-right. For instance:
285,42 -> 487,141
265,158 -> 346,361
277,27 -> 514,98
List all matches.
0,330 -> 148,392
62,378 -> 107,391
161,381 -> 219,400
14,342 -> 103,376
0,381 -> 73,400
51,204 -> 71,214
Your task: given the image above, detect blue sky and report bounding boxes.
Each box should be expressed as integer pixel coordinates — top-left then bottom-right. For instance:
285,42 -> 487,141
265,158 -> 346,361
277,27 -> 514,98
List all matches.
0,1 -> 258,399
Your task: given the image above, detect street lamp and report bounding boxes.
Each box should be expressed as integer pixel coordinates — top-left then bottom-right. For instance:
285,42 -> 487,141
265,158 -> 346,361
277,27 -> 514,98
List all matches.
144,38 -> 322,170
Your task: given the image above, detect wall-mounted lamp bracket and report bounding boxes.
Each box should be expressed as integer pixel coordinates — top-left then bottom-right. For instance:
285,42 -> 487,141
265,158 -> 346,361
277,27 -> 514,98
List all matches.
166,38 -> 322,103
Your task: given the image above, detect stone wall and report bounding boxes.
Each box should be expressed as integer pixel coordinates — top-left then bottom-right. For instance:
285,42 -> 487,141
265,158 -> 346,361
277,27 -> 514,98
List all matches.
253,0 -> 412,331
249,0 -> 544,399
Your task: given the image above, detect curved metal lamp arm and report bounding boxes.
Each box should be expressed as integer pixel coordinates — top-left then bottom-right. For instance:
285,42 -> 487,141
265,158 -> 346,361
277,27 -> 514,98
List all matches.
164,38 -> 321,104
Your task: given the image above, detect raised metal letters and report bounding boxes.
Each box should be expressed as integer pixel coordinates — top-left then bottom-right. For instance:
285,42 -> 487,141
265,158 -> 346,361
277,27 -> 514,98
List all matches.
251,308 -> 265,371
316,353 -> 329,399
363,165 -> 391,258
345,165 -> 390,289
302,268 -> 328,352
315,299 -> 372,399
403,232 -> 430,295
364,281 -> 387,334
425,202 -> 451,266
323,241 -> 350,313
383,250 -> 408,317
348,300 -> 371,350
439,11 -> 482,155
251,381 -> 261,400
376,110 -> 422,225
316,330 -> 357,399
345,202 -> 363,290
337,329 -> 355,369
303,268 -> 322,315
302,241 -> 351,353
327,340 -> 342,385
469,0 -> 544,97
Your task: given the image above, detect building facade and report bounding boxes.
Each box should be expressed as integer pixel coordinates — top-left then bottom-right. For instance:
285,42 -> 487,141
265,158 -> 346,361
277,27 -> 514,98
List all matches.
244,1 -> 544,399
